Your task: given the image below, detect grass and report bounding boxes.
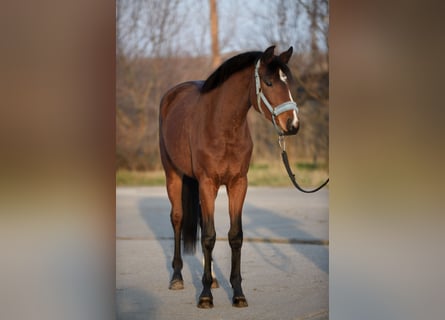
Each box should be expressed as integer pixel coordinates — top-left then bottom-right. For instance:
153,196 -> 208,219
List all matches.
116,161 -> 328,187
116,169 -> 166,186
247,161 -> 329,187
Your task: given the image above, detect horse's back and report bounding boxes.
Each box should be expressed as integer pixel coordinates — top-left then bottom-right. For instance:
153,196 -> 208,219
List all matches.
159,81 -> 203,120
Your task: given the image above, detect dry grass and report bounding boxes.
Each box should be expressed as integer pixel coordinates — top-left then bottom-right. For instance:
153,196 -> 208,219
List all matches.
116,170 -> 166,186
116,161 -> 328,188
247,161 -> 329,187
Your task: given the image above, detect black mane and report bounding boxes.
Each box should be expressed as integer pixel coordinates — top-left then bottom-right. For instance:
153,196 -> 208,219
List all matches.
201,51 -> 262,93
201,50 -> 294,93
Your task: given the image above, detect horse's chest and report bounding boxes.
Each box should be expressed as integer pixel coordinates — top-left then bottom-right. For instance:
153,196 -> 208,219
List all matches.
194,140 -> 252,179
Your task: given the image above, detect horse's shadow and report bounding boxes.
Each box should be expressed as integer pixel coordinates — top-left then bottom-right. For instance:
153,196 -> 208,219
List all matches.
138,189 -> 328,303
242,202 -> 329,274
116,287 -> 159,319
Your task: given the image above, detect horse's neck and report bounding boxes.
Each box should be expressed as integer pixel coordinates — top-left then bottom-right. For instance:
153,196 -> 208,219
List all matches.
208,70 -> 252,127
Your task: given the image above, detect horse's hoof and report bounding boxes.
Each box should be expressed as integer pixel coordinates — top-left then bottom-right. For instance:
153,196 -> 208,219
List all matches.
197,297 -> 214,309
232,296 -> 248,308
168,279 -> 184,290
211,278 -> 219,289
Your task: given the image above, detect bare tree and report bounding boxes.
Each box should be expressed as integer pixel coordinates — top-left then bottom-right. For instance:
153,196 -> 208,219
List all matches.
116,0 -> 193,169
240,0 -> 329,165
117,0 -> 187,58
297,0 -> 329,67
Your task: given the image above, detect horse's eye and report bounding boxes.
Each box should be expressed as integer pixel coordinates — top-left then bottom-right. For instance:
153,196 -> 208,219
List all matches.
264,79 -> 272,87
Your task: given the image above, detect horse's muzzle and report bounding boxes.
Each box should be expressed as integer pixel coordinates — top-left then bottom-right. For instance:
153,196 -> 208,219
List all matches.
284,118 -> 299,135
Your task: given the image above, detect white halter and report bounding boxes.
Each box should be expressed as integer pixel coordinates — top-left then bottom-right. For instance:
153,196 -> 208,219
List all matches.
254,59 -> 299,135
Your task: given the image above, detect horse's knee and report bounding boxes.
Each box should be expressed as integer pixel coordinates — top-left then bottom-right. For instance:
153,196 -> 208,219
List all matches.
202,233 -> 216,251
228,230 -> 243,250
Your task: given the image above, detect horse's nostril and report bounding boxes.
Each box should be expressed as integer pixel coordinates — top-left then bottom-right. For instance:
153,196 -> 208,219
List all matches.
286,118 -> 294,130
285,118 -> 299,135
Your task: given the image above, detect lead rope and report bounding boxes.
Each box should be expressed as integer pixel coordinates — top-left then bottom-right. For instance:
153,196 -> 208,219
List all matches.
278,136 -> 329,193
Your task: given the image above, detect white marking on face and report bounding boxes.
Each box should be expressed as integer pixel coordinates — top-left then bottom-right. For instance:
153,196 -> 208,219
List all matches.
288,89 -> 294,101
279,69 -> 287,83
278,68 -> 299,128
287,90 -> 299,126
292,109 -> 298,127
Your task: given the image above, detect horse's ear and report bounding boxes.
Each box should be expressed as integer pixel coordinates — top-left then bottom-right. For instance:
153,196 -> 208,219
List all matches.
261,45 -> 276,64
279,46 -> 293,64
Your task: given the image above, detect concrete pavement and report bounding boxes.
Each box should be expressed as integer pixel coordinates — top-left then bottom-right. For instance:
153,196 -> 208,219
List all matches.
116,186 -> 329,320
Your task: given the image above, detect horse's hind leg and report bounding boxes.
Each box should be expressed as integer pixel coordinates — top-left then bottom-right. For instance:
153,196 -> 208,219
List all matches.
227,178 -> 249,307
166,171 -> 184,290
161,152 -> 185,290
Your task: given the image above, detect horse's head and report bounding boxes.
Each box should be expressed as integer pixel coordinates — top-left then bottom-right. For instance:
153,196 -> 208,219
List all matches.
253,46 -> 299,136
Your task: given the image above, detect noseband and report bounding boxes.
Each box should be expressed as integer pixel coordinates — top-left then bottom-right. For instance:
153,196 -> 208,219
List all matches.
254,59 -> 299,135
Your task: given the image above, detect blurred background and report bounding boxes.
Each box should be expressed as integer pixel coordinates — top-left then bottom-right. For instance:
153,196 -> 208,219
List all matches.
116,0 -> 329,185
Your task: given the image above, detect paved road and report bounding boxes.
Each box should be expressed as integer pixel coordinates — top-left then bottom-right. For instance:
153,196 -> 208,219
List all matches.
116,186 -> 329,320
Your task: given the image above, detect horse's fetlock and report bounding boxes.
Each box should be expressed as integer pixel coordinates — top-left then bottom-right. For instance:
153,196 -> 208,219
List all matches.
172,257 -> 183,270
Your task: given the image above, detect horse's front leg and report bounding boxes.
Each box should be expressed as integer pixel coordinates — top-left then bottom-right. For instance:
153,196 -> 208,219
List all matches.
197,179 -> 218,308
227,177 -> 248,307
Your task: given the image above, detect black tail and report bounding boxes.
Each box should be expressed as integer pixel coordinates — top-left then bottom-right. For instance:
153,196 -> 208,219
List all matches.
181,175 -> 200,254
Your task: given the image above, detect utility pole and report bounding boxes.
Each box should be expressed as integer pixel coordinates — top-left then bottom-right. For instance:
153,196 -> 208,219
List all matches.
209,0 -> 221,68
310,0 -> 319,57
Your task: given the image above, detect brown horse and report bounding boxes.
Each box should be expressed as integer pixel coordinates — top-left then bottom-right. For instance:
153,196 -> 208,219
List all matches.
159,46 -> 299,308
